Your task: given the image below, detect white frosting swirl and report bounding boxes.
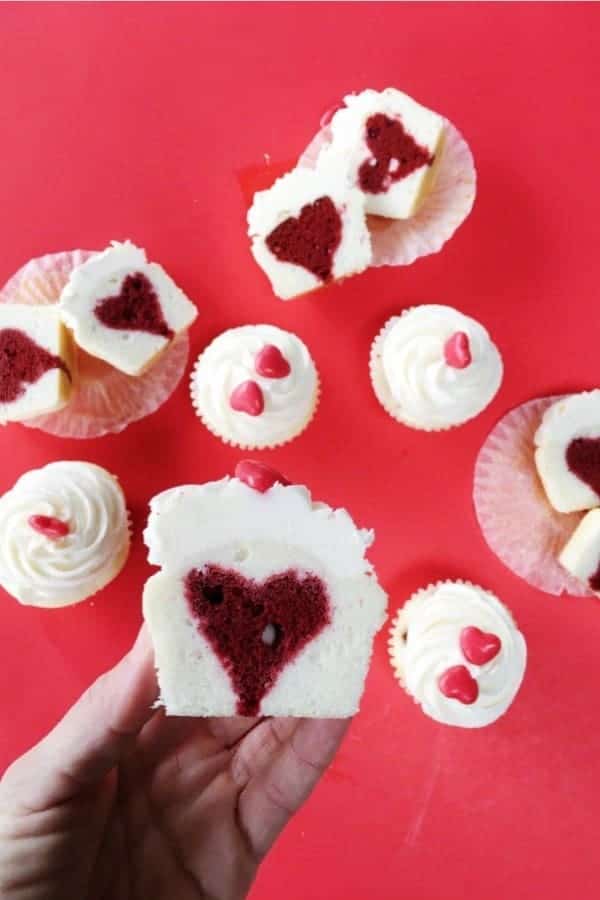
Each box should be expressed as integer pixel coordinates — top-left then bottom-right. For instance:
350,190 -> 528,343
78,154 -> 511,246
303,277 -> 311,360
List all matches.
191,325 -> 318,447
371,305 -> 503,429
0,461 -> 130,607
390,581 -> 526,728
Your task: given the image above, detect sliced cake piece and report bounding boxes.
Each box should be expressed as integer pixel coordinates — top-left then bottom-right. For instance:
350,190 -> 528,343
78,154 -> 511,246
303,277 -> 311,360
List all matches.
317,88 -> 445,219
58,240 -> 197,376
0,305 -> 73,423
143,460 -> 387,717
247,168 -> 372,300
559,509 -> 600,594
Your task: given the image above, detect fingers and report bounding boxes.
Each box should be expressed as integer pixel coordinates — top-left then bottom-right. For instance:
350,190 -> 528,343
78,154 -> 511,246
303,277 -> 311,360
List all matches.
237,717 -> 350,857
1,625 -> 158,811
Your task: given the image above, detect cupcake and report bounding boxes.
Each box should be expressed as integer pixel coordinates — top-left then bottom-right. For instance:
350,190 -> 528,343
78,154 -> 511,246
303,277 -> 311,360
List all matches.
190,324 -> 319,448
247,167 -> 372,300
0,243 -> 195,438
143,460 -> 388,717
370,305 -> 503,431
299,87 -> 476,268
474,393 -> 600,597
560,509 -> 600,595
534,391 -> 600,513
316,88 -> 445,220
0,305 -> 74,423
388,580 -> 527,728
58,240 -> 198,376
0,461 -> 130,608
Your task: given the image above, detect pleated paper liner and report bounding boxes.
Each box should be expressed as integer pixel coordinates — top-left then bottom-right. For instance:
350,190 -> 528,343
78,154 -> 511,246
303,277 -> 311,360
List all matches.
0,250 -> 189,438
473,396 -> 591,597
298,119 -> 476,268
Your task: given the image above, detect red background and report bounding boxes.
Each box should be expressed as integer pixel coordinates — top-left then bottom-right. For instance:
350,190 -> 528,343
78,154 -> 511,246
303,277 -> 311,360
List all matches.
1,3 -> 600,898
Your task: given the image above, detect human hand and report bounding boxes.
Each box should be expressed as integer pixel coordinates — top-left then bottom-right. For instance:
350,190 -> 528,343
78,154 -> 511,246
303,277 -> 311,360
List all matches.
0,626 -> 349,900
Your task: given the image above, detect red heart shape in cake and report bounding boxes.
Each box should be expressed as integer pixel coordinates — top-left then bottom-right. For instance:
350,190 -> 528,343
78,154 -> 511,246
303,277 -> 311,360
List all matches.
438,665 -> 479,705
265,196 -> 342,282
0,329 -> 69,405
359,113 -> 433,194
229,380 -> 264,416
95,272 -> 174,339
566,437 -> 600,498
255,344 -> 291,379
185,565 -> 330,715
460,626 -> 501,665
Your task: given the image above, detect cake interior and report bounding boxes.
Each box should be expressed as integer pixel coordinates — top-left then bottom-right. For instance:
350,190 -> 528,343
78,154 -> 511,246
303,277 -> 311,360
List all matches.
358,113 -> 434,194
0,328 -> 70,404
184,564 -> 331,715
94,272 -> 174,338
265,196 -> 342,282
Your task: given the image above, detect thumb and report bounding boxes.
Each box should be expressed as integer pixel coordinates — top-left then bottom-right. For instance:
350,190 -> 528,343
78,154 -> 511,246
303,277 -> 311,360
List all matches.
2,624 -> 158,811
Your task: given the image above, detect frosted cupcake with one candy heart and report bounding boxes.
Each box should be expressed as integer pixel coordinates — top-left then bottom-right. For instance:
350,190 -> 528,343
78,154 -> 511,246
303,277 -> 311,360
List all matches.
388,580 -> 527,728
370,305 -> 503,431
190,324 -> 319,448
0,461 -> 130,608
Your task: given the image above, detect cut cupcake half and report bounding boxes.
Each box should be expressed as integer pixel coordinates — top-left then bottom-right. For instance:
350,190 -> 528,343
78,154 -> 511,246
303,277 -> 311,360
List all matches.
247,167 -> 372,300
143,461 -> 388,718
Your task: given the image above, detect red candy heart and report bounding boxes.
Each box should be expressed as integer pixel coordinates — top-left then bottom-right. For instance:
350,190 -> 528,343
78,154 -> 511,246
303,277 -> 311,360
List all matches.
444,331 -> 472,369
255,344 -> 291,379
185,565 -> 330,715
28,515 -> 70,540
438,665 -> 479,705
265,196 -> 342,282
95,272 -> 174,339
566,437 -> 600,499
0,329 -> 69,404
460,626 -> 501,665
229,380 -> 264,416
358,113 -> 433,194
235,460 -> 289,493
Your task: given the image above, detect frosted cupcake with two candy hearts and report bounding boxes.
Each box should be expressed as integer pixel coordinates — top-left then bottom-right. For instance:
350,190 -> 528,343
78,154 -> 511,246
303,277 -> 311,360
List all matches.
370,305 -> 503,431
388,580 -> 527,728
190,324 -> 319,449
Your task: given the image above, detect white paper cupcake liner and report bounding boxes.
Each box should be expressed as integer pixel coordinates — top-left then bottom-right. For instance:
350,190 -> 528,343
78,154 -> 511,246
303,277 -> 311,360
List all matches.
190,354 -> 321,450
298,118 -> 476,268
0,250 -> 190,438
474,396 -> 591,597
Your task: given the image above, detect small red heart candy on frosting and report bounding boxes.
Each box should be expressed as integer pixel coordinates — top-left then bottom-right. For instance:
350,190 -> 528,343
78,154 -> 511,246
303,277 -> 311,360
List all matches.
255,345 -> 291,379
28,515 -> 70,540
235,460 -> 289,493
229,380 -> 264,416
460,625 -> 501,665
444,331 -> 472,369
438,665 -> 479,704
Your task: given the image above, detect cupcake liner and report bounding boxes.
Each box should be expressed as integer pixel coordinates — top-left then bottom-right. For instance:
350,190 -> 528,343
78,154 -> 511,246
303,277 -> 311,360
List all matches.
190,355 -> 321,450
473,396 -> 591,597
298,119 -> 476,268
369,312 -> 477,433
0,251 -> 189,438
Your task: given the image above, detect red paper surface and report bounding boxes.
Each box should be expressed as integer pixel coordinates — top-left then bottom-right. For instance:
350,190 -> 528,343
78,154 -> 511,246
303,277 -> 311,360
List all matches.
1,4 -> 600,898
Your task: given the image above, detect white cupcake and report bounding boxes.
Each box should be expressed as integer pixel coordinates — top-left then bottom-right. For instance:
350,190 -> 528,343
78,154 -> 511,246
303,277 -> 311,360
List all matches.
388,580 -> 526,728
190,324 -> 319,449
370,304 -> 503,431
0,461 -> 130,607
143,460 -> 388,717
